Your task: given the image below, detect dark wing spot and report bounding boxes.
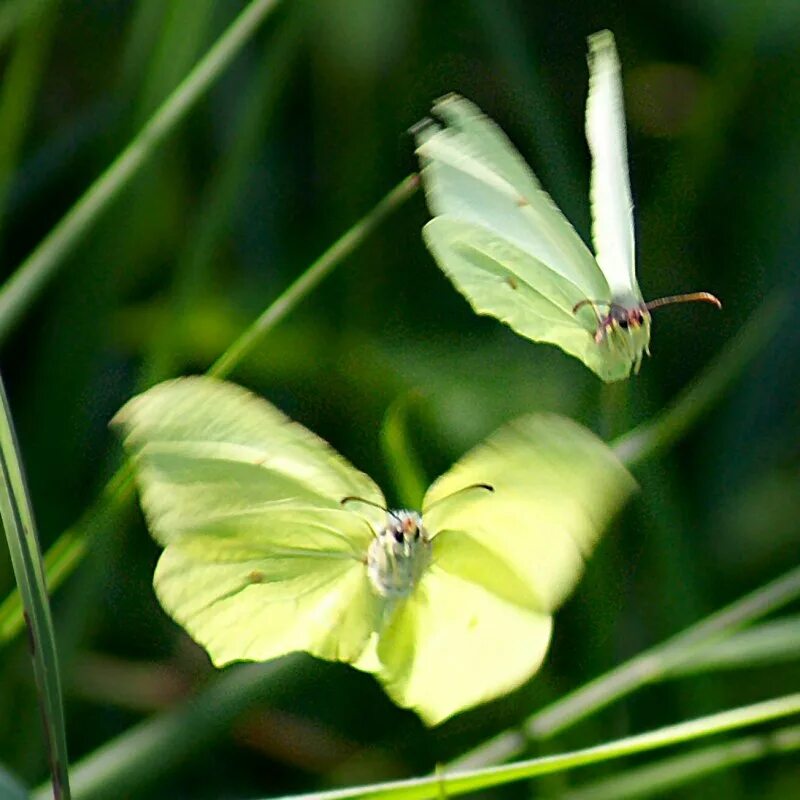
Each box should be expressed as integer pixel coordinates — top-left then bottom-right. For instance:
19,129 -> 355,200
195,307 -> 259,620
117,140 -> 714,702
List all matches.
516,195 -> 529,207
247,570 -> 265,584
505,276 -> 518,290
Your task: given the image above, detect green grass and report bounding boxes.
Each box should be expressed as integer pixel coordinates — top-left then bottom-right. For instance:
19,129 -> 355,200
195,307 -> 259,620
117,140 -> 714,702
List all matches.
0,373 -> 70,798
0,0 -> 283,342
1,2 -> 799,799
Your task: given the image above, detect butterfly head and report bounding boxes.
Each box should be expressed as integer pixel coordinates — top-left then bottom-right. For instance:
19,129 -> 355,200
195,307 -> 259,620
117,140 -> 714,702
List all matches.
367,510 -> 431,598
573,297 -> 652,374
601,302 -> 652,374
574,290 -> 720,377
608,303 -> 647,330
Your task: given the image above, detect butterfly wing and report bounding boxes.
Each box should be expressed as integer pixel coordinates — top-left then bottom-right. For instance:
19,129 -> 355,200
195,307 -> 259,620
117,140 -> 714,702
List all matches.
586,30 -> 639,302
375,564 -> 553,725
424,413 -> 636,612
415,93 -> 643,382
371,414 -> 635,723
152,508 -> 383,666
113,377 -> 386,544
416,93 -> 609,298
422,217 -> 631,382
113,377 -> 386,667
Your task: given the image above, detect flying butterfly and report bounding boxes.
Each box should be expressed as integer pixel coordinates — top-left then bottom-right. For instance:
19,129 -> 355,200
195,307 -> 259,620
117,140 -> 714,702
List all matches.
414,30 -> 720,382
113,376 -> 635,724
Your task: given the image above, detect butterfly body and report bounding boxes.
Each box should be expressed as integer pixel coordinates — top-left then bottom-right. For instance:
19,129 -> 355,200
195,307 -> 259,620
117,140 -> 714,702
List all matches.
367,511 -> 430,598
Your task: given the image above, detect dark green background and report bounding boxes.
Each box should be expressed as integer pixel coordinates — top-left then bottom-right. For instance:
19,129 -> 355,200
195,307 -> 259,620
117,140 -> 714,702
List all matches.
1,0 -> 798,797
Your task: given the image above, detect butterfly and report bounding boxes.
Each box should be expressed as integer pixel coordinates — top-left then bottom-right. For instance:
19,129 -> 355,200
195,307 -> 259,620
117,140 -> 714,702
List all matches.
413,30 -> 720,383
113,376 -> 635,724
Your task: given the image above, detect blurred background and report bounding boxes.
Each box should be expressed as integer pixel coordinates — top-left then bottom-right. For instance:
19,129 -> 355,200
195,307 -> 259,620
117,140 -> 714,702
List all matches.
0,0 -> 799,797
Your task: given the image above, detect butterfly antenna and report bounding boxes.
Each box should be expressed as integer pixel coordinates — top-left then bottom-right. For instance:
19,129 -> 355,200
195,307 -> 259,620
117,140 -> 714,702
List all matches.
341,496 -> 402,524
424,483 -> 494,513
645,292 -> 722,311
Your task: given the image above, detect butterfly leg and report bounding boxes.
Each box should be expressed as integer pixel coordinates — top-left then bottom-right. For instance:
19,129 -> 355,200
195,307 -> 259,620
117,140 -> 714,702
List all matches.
594,313 -> 616,344
594,323 -> 608,344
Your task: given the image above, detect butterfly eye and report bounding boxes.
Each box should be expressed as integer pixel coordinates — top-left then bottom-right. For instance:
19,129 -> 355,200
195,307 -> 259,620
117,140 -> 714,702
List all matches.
618,318 -> 629,329
414,529 -> 420,540
394,530 -> 404,544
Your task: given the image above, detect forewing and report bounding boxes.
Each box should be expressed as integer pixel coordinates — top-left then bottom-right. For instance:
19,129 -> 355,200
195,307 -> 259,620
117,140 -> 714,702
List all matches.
586,30 -> 638,299
423,414 -> 636,613
415,93 -> 608,299
375,564 -> 552,725
113,376 -> 386,544
423,217 -> 634,382
154,508 -> 383,666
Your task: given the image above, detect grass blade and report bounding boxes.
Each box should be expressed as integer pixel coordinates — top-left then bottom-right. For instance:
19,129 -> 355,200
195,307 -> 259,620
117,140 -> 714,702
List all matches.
0,0 -> 50,53
0,174 -> 419,644
208,174 -> 419,378
667,615 -> 800,677
259,694 -> 800,800
0,0 -> 283,344
561,724 -> 800,800
380,393 -> 428,510
140,12 -> 303,385
0,373 -> 70,798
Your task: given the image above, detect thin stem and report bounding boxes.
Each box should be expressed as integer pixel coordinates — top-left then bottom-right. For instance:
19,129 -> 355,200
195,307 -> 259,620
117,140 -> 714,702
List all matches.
561,724 -> 800,800
0,0 -> 283,345
0,462 -> 134,642
258,694 -> 800,800
0,175 -> 419,644
208,174 -> 419,378
0,373 -> 70,798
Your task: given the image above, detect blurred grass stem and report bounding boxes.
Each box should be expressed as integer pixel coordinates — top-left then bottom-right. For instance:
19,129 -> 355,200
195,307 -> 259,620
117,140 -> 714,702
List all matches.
209,175 -> 419,379
0,373 -> 70,798
0,0 -> 283,345
560,723 -> 800,800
